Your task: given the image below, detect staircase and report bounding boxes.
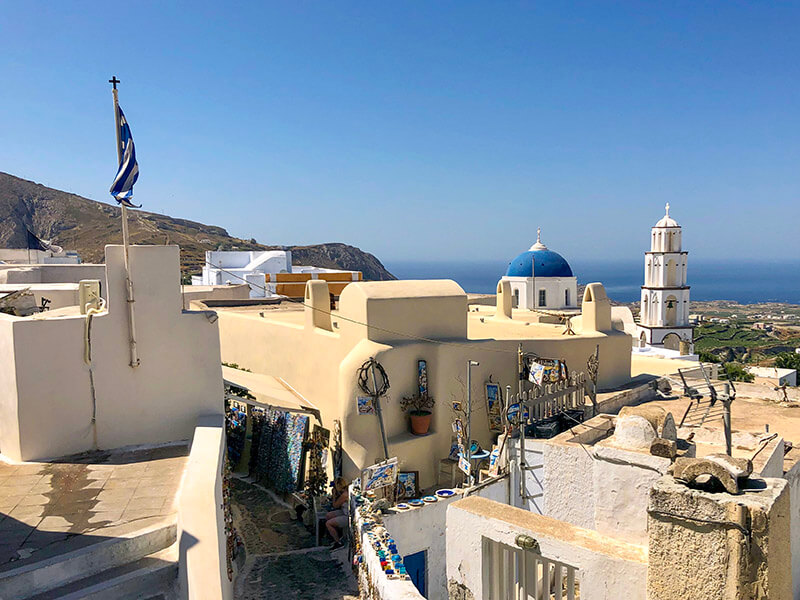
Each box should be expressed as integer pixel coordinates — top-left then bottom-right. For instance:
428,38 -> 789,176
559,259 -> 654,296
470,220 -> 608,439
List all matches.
0,520 -> 178,600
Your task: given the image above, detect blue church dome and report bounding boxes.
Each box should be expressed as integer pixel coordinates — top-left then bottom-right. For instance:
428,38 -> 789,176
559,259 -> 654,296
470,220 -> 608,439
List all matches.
504,231 -> 573,278
505,249 -> 573,278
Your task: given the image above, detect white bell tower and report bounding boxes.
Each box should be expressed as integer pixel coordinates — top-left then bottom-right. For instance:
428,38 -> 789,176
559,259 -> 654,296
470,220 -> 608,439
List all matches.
637,204 -> 693,351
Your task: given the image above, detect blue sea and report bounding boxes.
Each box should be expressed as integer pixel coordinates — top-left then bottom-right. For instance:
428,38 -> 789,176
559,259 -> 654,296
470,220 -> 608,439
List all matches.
384,259 -> 800,305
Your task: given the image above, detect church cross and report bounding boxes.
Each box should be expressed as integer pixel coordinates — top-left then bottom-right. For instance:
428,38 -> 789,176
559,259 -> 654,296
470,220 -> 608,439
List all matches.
536,227 -> 541,244
108,76 -> 121,90
665,202 -> 670,217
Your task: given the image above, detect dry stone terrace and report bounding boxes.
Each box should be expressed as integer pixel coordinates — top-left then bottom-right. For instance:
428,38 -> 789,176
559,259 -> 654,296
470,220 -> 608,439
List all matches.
0,444 -> 188,566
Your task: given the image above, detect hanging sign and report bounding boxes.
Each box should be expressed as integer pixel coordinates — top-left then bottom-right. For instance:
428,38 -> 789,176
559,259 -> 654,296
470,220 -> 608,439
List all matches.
458,455 -> 471,477
485,382 -> 503,432
488,446 -> 501,477
528,358 -> 568,385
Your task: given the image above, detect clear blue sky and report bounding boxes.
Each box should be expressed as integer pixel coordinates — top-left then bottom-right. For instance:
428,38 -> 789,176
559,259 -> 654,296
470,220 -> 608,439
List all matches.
2,2 -> 798,263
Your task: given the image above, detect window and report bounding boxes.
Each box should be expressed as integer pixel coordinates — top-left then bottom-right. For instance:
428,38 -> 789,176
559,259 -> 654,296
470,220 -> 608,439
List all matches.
513,289 -> 520,308
539,289 -> 547,307
565,289 -> 570,306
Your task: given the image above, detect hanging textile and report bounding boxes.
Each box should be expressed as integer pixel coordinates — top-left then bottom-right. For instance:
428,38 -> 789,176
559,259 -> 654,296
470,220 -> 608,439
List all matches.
249,408 -> 310,494
225,400 -> 247,468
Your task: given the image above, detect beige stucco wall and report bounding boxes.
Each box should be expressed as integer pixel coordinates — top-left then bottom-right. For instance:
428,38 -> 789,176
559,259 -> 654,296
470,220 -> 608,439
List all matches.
0,245 -> 224,461
218,279 -> 632,489
180,284 -> 250,309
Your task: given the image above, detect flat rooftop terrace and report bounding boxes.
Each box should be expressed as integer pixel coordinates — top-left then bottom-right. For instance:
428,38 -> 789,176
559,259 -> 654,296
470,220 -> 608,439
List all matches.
0,444 -> 188,567
213,298 -> 593,341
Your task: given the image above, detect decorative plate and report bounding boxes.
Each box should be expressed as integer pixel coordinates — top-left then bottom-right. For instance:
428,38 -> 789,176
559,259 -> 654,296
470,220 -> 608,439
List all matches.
435,489 -> 456,498
423,496 -> 437,503
395,503 -> 410,510
408,499 -> 425,507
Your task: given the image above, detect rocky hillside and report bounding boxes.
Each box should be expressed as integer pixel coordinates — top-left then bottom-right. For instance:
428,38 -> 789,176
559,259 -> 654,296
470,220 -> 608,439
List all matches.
0,172 -> 395,280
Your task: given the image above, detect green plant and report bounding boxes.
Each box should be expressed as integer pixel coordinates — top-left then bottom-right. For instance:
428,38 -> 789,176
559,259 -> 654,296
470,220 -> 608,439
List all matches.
399,394 -> 435,415
775,352 -> 800,372
222,362 -> 252,372
698,350 -> 720,364
721,362 -> 754,383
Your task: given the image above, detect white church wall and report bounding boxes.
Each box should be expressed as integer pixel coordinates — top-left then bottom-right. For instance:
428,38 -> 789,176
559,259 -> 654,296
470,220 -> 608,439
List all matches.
533,277 -> 577,310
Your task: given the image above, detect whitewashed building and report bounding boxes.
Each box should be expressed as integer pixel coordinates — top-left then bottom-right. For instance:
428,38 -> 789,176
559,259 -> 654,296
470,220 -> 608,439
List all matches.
196,249 -> 361,298
0,248 -> 81,264
637,204 -> 693,352
500,229 -> 578,311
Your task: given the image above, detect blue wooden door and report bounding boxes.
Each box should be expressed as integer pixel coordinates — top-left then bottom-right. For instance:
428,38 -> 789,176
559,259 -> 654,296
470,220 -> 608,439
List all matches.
404,550 -> 427,598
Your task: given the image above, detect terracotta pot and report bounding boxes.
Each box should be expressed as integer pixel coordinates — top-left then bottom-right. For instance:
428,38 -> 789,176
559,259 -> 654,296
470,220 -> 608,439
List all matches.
409,411 -> 432,435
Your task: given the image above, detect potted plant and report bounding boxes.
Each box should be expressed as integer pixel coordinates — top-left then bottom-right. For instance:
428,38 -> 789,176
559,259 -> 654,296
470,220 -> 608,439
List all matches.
400,394 -> 435,435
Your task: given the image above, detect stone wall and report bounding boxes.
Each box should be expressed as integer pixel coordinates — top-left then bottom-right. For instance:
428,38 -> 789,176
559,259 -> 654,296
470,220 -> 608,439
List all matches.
647,475 -> 791,600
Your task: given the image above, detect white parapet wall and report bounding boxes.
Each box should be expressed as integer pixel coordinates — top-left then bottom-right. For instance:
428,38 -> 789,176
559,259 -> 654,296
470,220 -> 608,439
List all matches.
354,478 -> 509,600
381,477 -> 509,600
177,414 -> 232,600
0,245 -> 224,461
353,496 -> 425,600
446,496 -> 648,600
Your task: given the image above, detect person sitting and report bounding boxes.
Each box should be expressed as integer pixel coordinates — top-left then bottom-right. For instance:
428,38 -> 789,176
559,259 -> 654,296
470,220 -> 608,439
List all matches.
325,477 -> 349,549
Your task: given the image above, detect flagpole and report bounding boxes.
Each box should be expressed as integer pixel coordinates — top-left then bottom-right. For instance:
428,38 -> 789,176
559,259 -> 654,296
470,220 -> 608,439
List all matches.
110,77 -> 140,368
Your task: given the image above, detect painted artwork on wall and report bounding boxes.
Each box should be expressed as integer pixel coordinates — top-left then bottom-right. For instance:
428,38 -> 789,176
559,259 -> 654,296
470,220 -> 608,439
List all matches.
361,457 -> 398,492
357,396 -> 375,415
396,471 -> 419,500
488,445 -> 501,477
485,383 -> 503,432
528,358 -> 568,385
418,360 -> 428,398
452,418 -> 466,454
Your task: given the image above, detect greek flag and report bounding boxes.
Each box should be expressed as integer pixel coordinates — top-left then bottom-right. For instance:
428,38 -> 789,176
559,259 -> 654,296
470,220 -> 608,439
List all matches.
109,105 -> 141,208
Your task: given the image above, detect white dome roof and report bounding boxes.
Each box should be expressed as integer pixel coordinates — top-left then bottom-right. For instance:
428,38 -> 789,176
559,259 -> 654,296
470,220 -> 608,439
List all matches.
654,203 -> 679,228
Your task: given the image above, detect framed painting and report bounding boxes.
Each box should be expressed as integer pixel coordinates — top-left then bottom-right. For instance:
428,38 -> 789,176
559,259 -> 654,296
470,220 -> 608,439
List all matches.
357,396 -> 375,415
418,360 -> 429,398
361,457 -> 398,492
396,471 -> 420,500
485,382 -> 503,432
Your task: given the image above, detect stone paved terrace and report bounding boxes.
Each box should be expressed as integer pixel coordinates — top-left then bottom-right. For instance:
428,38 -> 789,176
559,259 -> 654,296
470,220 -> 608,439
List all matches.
0,443 -> 188,566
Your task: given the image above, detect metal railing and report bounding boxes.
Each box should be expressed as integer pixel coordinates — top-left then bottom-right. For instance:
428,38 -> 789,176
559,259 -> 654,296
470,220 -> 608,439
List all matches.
510,373 -> 587,502
483,538 -> 579,600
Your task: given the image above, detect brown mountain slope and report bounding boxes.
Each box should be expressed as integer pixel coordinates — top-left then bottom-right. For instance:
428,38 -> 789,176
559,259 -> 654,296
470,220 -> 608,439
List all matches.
0,172 -> 395,280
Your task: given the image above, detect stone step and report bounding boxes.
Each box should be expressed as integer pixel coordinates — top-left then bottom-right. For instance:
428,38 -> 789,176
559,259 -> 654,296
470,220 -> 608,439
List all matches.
24,544 -> 178,600
0,519 -> 175,599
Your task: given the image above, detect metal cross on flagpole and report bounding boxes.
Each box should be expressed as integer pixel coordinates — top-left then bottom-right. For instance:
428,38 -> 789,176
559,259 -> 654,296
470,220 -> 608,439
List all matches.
109,76 -> 140,368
